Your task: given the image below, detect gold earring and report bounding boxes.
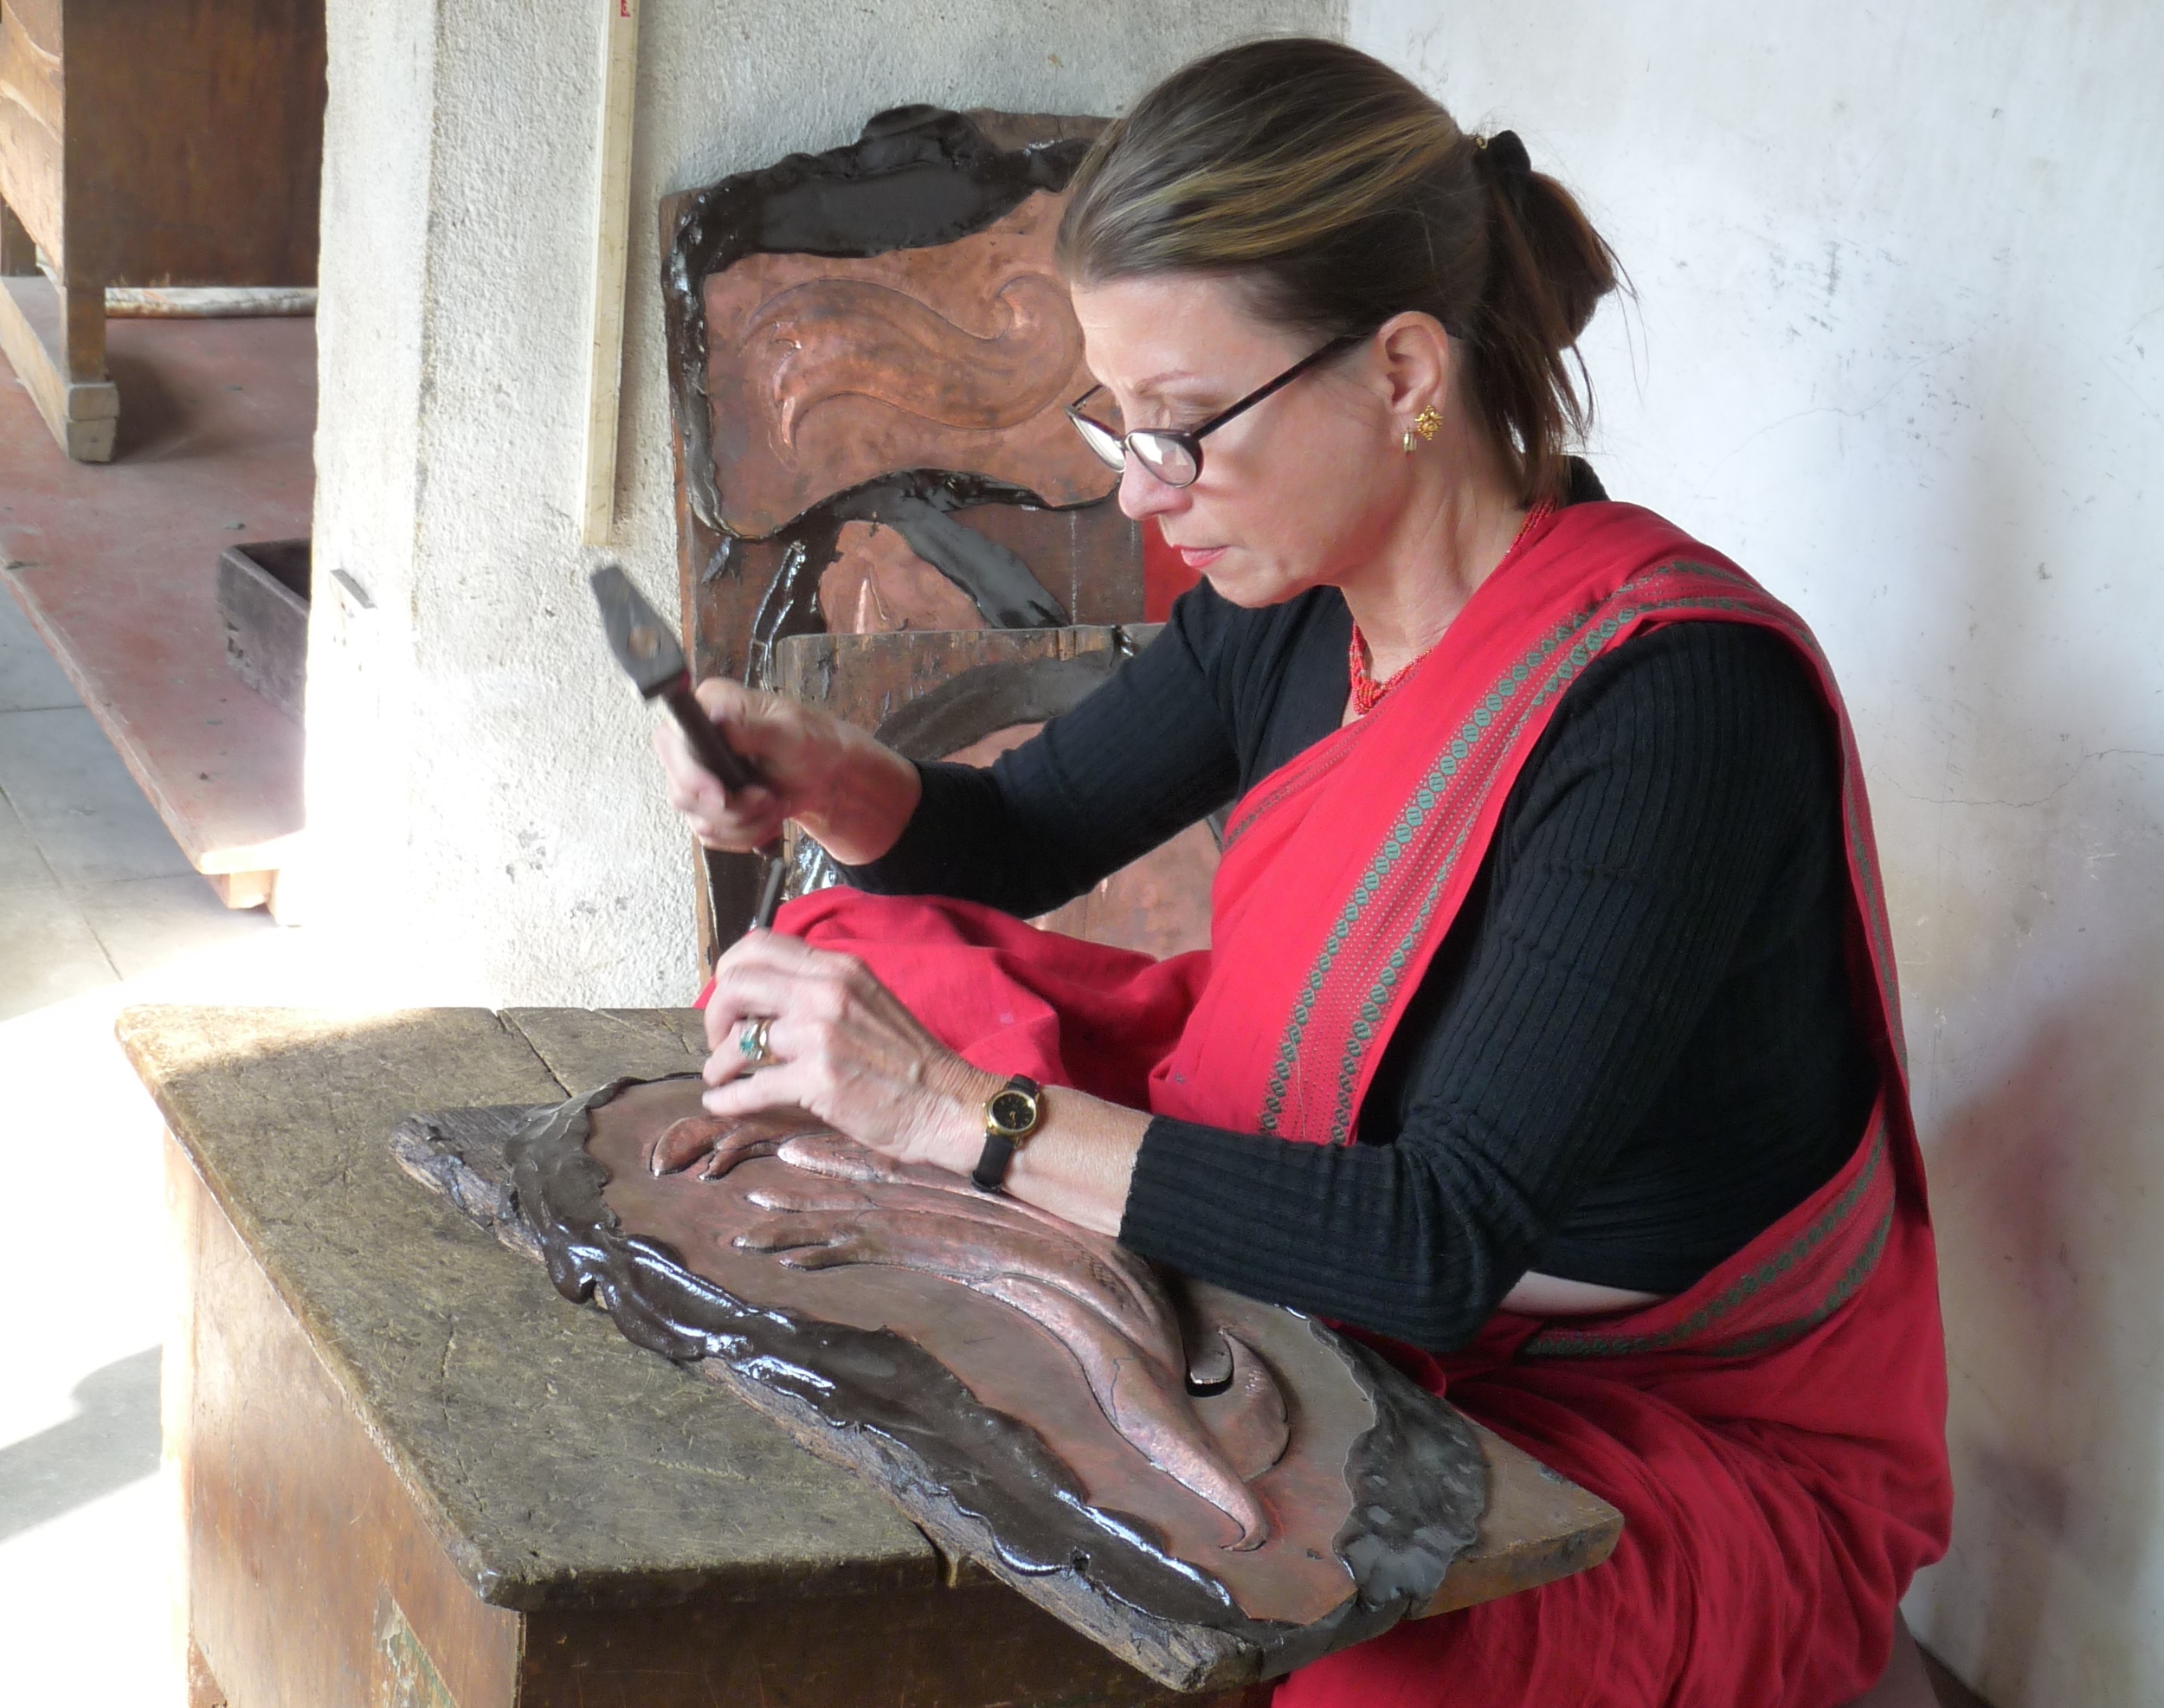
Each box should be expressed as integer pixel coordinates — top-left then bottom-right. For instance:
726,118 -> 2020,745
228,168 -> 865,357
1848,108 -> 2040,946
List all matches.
1401,427 -> 1418,455
1414,407 -> 1445,441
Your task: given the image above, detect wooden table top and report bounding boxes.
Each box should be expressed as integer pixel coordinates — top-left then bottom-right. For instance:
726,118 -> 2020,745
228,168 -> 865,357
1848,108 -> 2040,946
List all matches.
120,1004 -> 1619,1620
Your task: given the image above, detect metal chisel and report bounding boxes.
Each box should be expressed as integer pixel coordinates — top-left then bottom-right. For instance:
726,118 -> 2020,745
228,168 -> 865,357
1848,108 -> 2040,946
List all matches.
589,563 -> 788,931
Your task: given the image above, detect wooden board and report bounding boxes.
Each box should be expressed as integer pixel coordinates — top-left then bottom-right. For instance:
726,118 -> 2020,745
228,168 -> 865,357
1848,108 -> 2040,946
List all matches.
699,188 -> 1112,538
579,0 -> 639,544
0,0 -> 323,456
492,1012 -> 1623,1621
401,1083 -> 1494,1690
0,0 -> 67,260
0,268 -> 113,459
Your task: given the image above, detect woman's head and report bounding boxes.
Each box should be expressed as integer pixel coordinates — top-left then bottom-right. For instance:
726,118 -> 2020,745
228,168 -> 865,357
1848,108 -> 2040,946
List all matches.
1057,38 -> 1619,512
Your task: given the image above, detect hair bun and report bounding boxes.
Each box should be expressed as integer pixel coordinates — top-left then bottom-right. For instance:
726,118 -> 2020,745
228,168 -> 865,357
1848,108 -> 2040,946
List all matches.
1478,129 -> 1533,178
1055,39 -> 1620,504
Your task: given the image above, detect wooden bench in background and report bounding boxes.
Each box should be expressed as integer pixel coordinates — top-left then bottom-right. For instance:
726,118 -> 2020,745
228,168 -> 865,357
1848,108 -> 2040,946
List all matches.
0,0 -> 325,460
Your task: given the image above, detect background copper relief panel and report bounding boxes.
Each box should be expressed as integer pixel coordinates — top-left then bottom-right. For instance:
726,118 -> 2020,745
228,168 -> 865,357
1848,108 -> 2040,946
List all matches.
662,107 -> 1160,956
662,106 -> 1139,685
703,190 -> 1113,540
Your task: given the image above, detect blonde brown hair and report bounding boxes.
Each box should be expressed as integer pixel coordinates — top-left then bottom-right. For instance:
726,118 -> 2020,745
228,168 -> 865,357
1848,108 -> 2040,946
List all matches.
1056,38 -> 1620,505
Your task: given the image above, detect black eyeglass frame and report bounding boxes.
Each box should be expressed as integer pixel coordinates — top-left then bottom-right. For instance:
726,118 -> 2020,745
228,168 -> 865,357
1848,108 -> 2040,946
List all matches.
1064,330 -> 1369,490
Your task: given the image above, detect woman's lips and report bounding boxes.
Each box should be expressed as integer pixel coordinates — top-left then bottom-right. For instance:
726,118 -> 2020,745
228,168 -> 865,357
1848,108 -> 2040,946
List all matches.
1174,545 -> 1226,570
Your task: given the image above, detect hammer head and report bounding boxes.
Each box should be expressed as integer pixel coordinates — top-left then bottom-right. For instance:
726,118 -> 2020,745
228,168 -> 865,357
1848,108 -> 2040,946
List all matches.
590,563 -> 686,699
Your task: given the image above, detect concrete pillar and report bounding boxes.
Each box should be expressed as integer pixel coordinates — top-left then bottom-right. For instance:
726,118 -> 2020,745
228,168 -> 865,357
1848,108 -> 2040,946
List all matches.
305,0 -> 1342,1005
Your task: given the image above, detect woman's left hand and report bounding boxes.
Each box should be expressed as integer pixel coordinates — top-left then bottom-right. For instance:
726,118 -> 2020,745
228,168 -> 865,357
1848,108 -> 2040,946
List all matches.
699,928 -> 998,1172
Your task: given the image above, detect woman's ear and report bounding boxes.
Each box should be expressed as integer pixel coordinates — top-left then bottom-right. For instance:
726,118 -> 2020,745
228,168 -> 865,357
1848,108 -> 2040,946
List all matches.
1371,310 -> 1454,422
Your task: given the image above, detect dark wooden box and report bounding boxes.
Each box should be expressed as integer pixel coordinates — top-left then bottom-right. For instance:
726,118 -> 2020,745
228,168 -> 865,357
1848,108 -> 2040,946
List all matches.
216,538 -> 309,721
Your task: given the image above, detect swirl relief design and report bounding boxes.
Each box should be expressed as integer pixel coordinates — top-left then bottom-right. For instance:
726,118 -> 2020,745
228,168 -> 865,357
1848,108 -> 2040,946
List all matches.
597,1077 -> 1385,1627
654,1112 -> 1285,1550
703,190 -> 1117,537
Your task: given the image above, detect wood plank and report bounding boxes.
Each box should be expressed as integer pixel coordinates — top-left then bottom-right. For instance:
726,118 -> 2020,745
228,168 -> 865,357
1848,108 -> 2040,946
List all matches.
771,623 -> 1216,958
58,273 -> 98,372
1423,1425 -> 1622,1615
691,623 -> 1127,964
579,0 -> 638,545
502,1004 -> 710,1093
0,1 -> 64,256
494,1008 -> 1626,1623
120,1005 -> 940,1611
772,622 -> 1121,732
58,0 -> 325,287
206,870 -> 276,910
0,195 -> 33,272
518,1584 -> 1186,1707
179,1114 -> 1251,1708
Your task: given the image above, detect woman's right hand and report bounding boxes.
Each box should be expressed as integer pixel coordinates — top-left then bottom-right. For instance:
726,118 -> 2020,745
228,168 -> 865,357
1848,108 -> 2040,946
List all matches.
653,678 -> 922,867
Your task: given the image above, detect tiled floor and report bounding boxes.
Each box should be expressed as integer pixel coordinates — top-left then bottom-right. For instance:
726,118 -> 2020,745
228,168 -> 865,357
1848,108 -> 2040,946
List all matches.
0,592 -> 277,1015
0,590 -> 328,1705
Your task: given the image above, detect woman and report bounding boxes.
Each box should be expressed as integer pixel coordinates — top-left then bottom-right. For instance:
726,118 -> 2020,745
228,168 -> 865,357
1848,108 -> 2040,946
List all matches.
657,39 -> 1951,1707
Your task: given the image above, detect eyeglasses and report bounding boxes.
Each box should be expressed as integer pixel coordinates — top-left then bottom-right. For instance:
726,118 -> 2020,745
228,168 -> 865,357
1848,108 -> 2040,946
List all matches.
1064,332 -> 1368,490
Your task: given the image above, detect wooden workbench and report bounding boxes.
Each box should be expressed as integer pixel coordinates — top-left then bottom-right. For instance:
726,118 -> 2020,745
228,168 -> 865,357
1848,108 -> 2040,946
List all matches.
122,1005 -> 1620,1707
0,0 -> 325,460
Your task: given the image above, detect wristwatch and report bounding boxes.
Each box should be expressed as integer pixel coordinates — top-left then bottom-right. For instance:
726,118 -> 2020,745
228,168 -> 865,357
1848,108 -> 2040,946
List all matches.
970,1074 -> 1045,1193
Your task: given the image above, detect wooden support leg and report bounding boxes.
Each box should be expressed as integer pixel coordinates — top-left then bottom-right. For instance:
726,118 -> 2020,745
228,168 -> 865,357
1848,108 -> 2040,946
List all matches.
206,870 -> 277,912
0,207 -> 119,461
61,280 -> 107,383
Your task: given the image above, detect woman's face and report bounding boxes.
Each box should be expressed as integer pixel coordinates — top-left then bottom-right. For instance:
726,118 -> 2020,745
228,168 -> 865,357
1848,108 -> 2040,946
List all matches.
1068,273 -> 1418,609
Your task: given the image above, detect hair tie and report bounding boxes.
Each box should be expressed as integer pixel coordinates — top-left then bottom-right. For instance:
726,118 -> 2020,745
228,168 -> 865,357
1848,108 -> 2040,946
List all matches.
1475,128 -> 1533,179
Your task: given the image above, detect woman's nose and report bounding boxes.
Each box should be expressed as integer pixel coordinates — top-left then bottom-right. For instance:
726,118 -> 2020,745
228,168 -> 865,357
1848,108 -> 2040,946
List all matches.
1117,459 -> 1188,523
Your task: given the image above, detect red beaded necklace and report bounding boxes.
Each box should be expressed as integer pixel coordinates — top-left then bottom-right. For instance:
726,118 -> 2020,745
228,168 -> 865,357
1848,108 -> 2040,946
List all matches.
1348,499 -> 1555,718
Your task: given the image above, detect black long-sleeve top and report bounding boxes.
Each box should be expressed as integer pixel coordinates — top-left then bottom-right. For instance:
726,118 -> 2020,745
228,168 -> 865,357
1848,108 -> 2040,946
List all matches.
843,525 -> 1877,1352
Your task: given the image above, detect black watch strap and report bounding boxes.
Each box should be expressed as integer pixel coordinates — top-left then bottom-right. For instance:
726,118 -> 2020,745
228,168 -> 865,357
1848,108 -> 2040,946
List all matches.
970,1074 -> 1042,1193
970,1131 -> 1019,1194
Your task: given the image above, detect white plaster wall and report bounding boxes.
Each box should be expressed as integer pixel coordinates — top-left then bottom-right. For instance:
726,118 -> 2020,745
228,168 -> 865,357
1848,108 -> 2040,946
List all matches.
306,0 -> 1343,1007
1349,4 -> 2164,1704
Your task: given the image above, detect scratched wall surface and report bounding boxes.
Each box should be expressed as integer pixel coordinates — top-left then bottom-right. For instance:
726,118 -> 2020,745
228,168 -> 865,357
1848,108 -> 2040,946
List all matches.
302,0 -> 1343,1007
1349,3 -> 2164,1704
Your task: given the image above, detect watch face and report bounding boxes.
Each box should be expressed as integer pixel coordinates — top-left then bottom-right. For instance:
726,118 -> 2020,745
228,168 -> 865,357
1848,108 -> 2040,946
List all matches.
988,1088 -> 1038,1137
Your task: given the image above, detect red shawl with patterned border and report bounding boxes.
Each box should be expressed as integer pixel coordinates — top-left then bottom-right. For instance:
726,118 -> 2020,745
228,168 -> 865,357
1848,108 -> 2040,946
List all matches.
775,501 -> 1952,1705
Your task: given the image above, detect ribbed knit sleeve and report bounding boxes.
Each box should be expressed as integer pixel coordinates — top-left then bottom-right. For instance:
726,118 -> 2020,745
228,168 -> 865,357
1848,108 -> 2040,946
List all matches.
1117,622 -> 1860,1350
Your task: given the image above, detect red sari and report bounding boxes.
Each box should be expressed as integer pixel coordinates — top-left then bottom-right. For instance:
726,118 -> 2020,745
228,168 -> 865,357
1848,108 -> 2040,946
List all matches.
772,502 -> 1952,1705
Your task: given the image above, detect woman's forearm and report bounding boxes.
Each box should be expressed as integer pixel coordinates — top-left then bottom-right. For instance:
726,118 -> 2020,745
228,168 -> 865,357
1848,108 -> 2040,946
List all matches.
795,726 -> 923,866
913,1060 -> 1149,1237
989,1091 -> 1150,1236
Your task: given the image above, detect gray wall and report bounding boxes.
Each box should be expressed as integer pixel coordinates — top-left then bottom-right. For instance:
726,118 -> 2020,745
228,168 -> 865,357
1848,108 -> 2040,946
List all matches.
305,0 -> 1343,1004
1349,3 -> 2164,1703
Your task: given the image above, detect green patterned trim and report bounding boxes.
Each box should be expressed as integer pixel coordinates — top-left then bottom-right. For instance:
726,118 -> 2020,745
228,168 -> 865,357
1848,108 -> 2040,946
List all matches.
1222,728 -> 1358,854
1691,1206 -> 1892,1360
1297,570 -> 1794,1143
1254,609 -> 1591,1134
1522,1132 -> 1887,1361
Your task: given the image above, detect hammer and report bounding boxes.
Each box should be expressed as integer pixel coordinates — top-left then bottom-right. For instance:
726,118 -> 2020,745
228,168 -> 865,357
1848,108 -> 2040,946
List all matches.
589,564 -> 789,933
